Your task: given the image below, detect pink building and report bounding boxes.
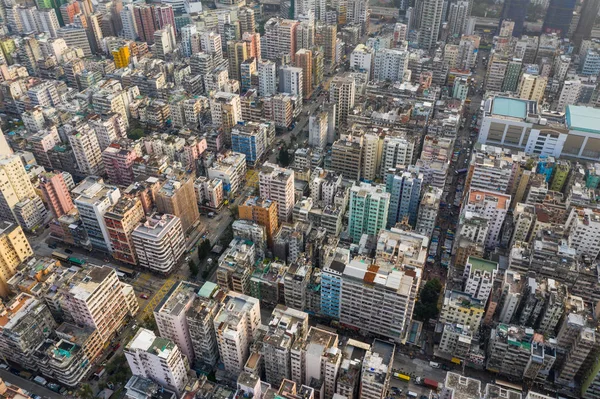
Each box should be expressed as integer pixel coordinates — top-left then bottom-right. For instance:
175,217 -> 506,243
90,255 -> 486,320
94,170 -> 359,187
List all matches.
39,172 -> 74,218
102,144 -> 138,187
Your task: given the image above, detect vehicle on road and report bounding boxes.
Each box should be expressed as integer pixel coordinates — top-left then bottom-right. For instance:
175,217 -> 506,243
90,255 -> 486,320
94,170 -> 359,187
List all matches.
52,251 -> 69,261
423,378 -> 442,390
64,249 -> 73,254
47,383 -> 61,393
140,294 -> 149,299
393,373 -> 410,381
33,376 -> 47,386
407,391 -> 418,398
429,361 -> 440,368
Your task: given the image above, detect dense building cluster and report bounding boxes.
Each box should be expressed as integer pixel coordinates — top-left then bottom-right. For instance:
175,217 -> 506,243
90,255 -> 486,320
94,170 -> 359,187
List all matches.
4,0 -> 600,397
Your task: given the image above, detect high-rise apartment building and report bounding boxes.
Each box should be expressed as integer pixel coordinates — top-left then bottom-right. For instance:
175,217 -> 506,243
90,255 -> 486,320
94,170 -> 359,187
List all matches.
133,4 -> 157,44
155,173 -> 199,233
258,59 -> 277,97
500,0 -> 530,36
542,0 -> 576,37
279,65 -> 303,102
125,328 -> 189,395
102,145 -> 138,187
259,162 -> 295,223
64,266 -> 136,342
72,177 -> 121,252
418,0 -> 444,50
154,281 -> 201,364
315,22 -> 337,66
518,74 -> 547,103
360,340 -> 395,399
295,49 -> 313,99
386,167 -> 423,228
261,18 -> 299,62
213,292 -> 261,373
291,326 -> 341,399
463,256 -> 499,305
210,92 -> 242,144
0,155 -> 46,231
39,171 -> 74,219
67,125 -> 104,176
239,196 -> 279,247
185,282 -> 226,367
0,293 -> 56,370
132,213 -> 186,274
104,197 -> 145,265
373,48 -> 408,82
330,73 -> 356,128
348,182 -> 390,242
0,222 -> 32,297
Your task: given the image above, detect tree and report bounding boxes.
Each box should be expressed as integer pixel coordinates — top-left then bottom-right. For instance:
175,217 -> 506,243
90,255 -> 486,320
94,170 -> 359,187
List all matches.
413,278 -> 443,322
189,259 -> 199,277
78,384 -> 94,399
198,239 -> 212,260
141,315 -> 157,331
278,147 -> 292,167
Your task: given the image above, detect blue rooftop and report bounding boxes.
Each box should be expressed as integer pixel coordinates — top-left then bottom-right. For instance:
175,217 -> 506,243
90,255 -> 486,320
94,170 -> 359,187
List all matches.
566,105 -> 600,134
492,97 -> 528,119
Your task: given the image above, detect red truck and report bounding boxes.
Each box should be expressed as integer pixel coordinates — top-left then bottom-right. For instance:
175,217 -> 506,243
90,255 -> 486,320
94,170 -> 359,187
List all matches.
423,378 -> 442,390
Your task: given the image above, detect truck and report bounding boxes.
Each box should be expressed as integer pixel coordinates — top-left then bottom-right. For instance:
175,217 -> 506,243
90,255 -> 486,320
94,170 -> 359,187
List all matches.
423,378 -> 442,390
33,376 -> 47,386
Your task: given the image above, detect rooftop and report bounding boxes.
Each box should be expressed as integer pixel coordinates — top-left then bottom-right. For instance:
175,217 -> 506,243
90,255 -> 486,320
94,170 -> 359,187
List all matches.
155,281 -> 200,317
566,105 -> 600,134
444,372 -> 482,399
490,97 -> 536,120
467,257 -> 498,273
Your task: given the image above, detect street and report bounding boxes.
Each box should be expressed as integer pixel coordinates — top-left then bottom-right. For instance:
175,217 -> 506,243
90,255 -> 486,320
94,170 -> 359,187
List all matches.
0,369 -> 63,399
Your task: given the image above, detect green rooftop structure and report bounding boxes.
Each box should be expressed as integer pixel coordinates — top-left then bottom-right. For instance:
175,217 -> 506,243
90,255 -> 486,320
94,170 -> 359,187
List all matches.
491,97 -> 528,119
566,105 -> 600,134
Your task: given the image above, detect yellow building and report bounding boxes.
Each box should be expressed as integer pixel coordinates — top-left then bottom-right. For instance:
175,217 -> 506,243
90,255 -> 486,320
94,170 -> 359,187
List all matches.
0,38 -> 16,64
239,196 -> 279,247
0,221 -> 33,297
112,46 -> 131,69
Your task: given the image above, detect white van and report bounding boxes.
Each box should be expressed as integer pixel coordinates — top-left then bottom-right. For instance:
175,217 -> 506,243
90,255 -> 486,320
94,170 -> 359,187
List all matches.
429,361 -> 441,368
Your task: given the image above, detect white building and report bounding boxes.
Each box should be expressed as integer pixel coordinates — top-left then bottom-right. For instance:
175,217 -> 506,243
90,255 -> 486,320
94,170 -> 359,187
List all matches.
259,162 -> 295,223
309,111 -> 328,149
380,136 -> 415,176
360,340 -> 395,399
181,24 -> 197,57
291,326 -> 341,399
72,177 -> 121,252
463,256 -> 498,306
64,266 -> 136,343
131,213 -> 186,274
154,281 -> 201,364
125,328 -> 189,395
373,48 -> 408,82
279,65 -> 303,102
556,80 -> 582,112
462,189 -> 510,248
214,292 -> 261,374
68,124 -> 104,177
258,59 -> 277,97
350,44 -> 374,79
566,207 -> 600,259
207,151 -> 247,195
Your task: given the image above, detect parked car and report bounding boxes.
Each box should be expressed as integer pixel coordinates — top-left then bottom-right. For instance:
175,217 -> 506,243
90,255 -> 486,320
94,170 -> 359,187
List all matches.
140,294 -> 149,299
64,249 -> 73,254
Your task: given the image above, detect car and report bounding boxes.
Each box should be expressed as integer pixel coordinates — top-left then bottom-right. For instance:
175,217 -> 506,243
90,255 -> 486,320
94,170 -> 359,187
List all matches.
45,224 -> 49,229
48,243 -> 57,249
140,294 -> 149,299
64,249 -> 73,254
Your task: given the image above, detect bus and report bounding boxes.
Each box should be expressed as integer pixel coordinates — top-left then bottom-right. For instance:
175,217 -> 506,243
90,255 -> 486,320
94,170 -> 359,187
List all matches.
52,251 -> 69,262
393,373 -> 411,381
495,380 -> 523,392
455,168 -> 468,175
118,267 -> 136,278
67,257 -> 86,266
